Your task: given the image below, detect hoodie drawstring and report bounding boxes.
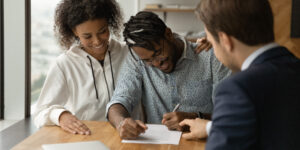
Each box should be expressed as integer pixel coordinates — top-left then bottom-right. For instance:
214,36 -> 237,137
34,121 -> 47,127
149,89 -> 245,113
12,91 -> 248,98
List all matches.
108,51 -> 115,90
87,51 -> 115,101
87,56 -> 99,100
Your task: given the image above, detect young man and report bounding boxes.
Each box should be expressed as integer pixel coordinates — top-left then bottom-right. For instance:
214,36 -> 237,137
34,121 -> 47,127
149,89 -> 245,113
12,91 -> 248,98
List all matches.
180,0 -> 300,149
106,11 -> 230,139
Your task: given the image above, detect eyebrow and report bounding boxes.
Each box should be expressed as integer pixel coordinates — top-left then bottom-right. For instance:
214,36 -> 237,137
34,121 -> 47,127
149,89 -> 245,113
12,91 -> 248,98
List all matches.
81,26 -> 107,36
98,25 -> 107,32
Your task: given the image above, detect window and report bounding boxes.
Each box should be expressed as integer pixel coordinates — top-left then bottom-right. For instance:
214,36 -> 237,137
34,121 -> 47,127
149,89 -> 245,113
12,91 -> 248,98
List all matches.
0,0 -> 4,119
31,0 -> 62,113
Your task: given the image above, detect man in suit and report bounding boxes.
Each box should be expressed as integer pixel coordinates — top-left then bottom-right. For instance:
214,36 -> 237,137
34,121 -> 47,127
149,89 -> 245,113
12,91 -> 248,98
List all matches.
180,0 -> 300,149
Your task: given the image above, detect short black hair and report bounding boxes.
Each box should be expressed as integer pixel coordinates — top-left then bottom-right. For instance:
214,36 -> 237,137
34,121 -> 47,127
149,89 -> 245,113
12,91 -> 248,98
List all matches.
123,11 -> 166,51
55,0 -> 123,49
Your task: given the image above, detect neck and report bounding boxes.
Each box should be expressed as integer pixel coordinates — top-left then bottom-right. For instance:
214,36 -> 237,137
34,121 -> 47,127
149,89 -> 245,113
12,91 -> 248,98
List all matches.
234,43 -> 267,70
93,53 -> 106,61
173,38 -> 184,63
82,46 -> 107,61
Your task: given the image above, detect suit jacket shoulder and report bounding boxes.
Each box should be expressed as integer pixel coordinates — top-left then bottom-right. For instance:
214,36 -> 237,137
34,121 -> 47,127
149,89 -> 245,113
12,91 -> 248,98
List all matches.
207,46 -> 300,150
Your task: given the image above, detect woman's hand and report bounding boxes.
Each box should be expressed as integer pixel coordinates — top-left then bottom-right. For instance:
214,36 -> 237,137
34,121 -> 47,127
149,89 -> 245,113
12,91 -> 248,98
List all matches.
59,111 -> 91,135
195,37 -> 212,54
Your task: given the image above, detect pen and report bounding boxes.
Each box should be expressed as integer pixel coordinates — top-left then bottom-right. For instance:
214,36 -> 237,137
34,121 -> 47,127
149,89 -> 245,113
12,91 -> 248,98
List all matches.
172,103 -> 180,112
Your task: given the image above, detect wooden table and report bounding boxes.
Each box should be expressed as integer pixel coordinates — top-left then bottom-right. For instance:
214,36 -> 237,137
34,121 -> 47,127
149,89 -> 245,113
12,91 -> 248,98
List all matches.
12,121 -> 206,150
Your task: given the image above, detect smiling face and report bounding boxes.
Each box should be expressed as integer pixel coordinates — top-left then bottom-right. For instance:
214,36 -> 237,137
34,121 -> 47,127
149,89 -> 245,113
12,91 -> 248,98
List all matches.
73,18 -> 110,59
132,38 -> 179,73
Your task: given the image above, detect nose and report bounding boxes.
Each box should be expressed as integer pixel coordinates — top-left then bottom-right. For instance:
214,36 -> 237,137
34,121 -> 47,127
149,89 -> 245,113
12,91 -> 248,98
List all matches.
151,59 -> 163,67
92,36 -> 102,45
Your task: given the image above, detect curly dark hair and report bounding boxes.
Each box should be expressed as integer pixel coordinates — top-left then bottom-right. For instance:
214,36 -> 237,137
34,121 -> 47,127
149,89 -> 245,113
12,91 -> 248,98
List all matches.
54,0 -> 123,49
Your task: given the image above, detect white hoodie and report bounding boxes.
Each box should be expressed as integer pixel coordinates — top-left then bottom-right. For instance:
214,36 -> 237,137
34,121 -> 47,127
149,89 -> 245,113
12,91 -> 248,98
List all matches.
33,39 -> 128,128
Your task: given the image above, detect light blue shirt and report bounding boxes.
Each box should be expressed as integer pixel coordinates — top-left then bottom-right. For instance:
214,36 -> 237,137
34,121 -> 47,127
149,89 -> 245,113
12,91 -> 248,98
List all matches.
106,36 -> 231,123
241,42 -> 279,70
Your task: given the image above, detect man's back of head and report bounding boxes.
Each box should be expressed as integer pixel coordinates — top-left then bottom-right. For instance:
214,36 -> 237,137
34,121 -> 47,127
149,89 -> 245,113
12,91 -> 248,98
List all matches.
196,0 -> 274,46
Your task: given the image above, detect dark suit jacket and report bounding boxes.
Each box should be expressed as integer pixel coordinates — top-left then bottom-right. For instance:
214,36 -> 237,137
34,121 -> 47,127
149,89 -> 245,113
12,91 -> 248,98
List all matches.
206,46 -> 300,150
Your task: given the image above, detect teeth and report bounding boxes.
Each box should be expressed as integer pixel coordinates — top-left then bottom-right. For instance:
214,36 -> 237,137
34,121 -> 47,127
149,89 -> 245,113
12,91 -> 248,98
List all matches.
94,44 -> 103,49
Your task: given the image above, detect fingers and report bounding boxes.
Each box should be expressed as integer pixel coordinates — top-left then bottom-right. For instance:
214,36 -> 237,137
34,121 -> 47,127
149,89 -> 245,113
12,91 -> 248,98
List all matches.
64,121 -> 90,135
164,118 -> 182,131
205,43 -> 212,51
61,125 -> 77,134
195,37 -> 212,54
180,119 -> 197,140
162,112 -> 174,123
73,121 -> 91,135
136,120 -> 148,130
59,113 -> 91,135
196,42 -> 211,53
118,118 -> 147,139
179,119 -> 192,127
163,113 -> 179,130
69,123 -> 84,134
182,132 -> 195,140
196,38 -> 205,43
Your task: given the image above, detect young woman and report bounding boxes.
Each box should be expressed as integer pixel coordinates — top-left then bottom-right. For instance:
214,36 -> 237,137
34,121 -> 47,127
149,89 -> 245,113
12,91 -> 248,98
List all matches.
33,0 -> 127,135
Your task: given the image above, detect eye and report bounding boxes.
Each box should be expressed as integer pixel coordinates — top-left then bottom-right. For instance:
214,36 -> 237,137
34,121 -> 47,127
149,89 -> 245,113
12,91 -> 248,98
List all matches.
153,49 -> 162,57
98,28 -> 108,34
83,35 -> 91,39
142,58 -> 151,62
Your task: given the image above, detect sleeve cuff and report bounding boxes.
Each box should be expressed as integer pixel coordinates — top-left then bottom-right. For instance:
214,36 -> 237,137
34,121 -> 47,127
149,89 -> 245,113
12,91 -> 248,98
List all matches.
49,108 -> 68,126
206,121 -> 212,136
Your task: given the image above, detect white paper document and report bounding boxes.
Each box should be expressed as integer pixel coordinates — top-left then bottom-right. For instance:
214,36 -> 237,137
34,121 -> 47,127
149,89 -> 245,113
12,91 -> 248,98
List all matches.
122,124 -> 182,145
42,140 -> 109,150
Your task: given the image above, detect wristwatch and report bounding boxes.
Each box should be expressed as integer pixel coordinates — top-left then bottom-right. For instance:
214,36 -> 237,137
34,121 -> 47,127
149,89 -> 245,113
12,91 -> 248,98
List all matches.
198,111 -> 211,120
198,111 -> 204,119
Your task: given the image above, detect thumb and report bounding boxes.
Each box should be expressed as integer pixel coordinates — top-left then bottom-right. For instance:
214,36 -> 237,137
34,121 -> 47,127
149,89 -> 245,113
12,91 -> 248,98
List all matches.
136,120 -> 148,130
182,132 -> 194,140
179,119 -> 192,127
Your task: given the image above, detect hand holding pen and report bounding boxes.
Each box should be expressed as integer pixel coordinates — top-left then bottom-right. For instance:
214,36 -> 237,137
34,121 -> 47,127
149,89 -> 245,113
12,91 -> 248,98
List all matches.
161,103 -> 198,131
172,103 -> 181,112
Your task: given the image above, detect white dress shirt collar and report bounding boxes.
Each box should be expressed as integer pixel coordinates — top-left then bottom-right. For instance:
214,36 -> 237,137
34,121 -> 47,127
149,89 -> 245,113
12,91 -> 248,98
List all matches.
241,43 -> 279,71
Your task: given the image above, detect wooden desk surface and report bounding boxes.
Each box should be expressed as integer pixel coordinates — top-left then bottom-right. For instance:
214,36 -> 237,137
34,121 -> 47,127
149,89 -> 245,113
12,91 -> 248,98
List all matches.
12,121 -> 206,150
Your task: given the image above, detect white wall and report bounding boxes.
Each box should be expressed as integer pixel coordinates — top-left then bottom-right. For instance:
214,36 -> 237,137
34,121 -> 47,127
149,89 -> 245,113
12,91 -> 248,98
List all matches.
4,0 -> 26,120
117,0 -> 139,23
118,0 -> 204,34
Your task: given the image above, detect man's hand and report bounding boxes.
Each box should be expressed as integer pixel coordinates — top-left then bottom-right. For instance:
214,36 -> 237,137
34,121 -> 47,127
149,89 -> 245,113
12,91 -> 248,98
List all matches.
161,112 -> 198,131
195,37 -> 212,54
179,118 -> 209,140
117,118 -> 148,139
59,111 -> 91,135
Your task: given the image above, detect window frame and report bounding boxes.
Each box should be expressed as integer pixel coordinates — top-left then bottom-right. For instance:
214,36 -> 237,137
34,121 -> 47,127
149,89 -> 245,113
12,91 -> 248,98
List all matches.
0,0 -> 4,119
25,0 -> 31,118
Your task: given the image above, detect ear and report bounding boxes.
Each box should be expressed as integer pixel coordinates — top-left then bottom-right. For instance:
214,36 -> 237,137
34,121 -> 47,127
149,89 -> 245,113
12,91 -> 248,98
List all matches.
164,27 -> 173,40
218,32 -> 234,53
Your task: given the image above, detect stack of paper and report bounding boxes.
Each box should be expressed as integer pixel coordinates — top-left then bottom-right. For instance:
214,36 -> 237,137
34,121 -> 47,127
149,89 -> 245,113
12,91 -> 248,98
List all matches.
122,124 -> 182,145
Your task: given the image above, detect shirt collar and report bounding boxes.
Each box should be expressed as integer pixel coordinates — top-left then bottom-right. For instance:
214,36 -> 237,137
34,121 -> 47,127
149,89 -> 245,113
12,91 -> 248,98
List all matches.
241,42 -> 279,71
176,35 -> 195,62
